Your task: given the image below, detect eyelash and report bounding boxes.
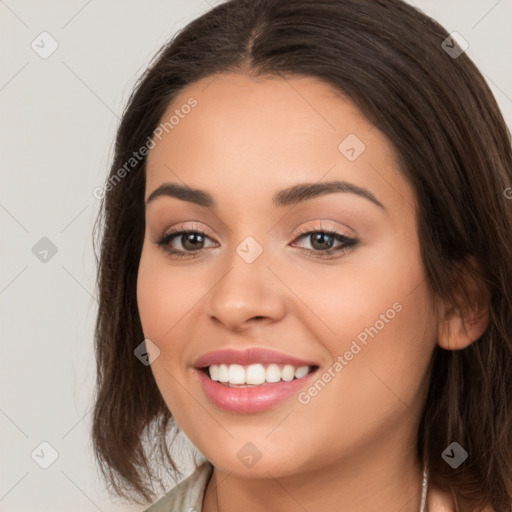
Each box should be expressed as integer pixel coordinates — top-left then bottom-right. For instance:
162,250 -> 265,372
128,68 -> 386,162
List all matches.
155,225 -> 359,260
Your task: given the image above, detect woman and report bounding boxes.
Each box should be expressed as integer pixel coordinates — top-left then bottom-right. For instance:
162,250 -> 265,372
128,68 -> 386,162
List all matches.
91,0 -> 512,510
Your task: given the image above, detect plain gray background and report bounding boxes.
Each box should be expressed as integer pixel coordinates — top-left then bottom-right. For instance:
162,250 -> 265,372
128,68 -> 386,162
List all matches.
1,1 -> 511,511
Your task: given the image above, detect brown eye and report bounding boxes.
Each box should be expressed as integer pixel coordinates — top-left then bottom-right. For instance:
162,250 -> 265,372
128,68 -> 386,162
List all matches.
156,229 -> 217,258
180,232 -> 206,251
308,232 -> 336,251
292,229 -> 359,258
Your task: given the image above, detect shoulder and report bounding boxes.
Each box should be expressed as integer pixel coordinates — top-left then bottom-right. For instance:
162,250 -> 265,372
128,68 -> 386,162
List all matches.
427,484 -> 496,512
427,485 -> 456,512
143,460 -> 214,512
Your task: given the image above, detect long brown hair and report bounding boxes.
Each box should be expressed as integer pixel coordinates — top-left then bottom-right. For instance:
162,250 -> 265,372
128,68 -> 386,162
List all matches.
91,0 -> 512,509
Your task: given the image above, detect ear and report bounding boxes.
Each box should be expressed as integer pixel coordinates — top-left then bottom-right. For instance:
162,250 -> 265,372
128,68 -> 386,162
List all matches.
437,257 -> 490,350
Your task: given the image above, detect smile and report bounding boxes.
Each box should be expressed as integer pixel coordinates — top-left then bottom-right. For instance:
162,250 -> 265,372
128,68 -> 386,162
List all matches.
192,347 -> 321,413
206,363 -> 315,386
195,363 -> 319,413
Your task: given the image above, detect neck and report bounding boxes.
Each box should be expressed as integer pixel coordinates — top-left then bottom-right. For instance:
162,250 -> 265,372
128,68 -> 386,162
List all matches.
203,443 -> 425,512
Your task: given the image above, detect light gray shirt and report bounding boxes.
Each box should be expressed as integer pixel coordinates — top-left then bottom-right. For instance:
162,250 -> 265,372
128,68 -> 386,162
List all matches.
144,460 -> 214,512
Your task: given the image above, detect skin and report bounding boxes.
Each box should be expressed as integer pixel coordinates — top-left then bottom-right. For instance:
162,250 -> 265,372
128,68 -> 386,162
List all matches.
136,73 -> 489,512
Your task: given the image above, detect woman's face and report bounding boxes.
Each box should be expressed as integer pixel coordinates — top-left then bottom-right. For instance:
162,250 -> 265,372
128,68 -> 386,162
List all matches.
137,72 -> 438,478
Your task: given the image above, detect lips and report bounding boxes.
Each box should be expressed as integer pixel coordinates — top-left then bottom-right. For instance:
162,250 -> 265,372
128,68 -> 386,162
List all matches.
192,347 -> 320,413
193,347 -> 319,369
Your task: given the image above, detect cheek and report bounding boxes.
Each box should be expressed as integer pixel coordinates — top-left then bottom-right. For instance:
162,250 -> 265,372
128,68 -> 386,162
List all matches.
288,233 -> 433,409
136,246 -> 196,412
317,264 -> 434,434
136,248 -> 166,338
136,246 -> 203,339
280,234 -> 427,349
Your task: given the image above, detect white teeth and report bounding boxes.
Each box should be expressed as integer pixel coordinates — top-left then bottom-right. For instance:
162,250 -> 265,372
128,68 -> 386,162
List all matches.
266,363 -> 281,383
209,364 -> 220,381
246,363 -> 266,385
218,364 -> 229,383
282,365 -> 295,382
294,366 -> 310,379
207,363 -> 313,385
228,364 -> 245,384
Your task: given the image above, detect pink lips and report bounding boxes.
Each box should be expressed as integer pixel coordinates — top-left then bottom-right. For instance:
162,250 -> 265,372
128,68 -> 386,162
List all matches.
192,347 -> 320,414
193,347 -> 318,368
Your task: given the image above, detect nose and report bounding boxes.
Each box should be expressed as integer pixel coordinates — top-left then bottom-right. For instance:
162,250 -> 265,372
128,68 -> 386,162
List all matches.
205,239 -> 287,332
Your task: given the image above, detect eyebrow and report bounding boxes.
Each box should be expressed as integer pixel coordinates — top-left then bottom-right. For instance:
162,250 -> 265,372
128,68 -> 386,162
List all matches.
145,180 -> 386,211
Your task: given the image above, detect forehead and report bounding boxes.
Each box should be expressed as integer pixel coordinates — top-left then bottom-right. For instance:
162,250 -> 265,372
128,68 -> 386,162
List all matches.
144,72 -> 414,215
